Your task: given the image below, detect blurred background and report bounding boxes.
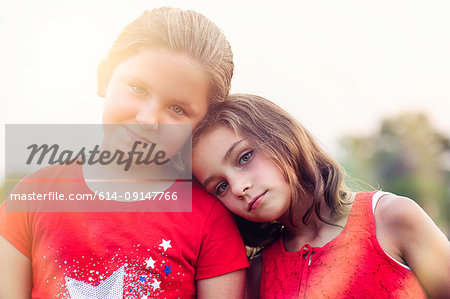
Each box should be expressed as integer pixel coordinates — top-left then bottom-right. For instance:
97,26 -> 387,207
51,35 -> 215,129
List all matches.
1,0 -> 449,236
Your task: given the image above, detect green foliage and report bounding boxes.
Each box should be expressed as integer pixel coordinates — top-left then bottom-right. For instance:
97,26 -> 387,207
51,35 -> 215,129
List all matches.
339,112 -> 450,237
1,172 -> 27,204
0,181 -> 5,204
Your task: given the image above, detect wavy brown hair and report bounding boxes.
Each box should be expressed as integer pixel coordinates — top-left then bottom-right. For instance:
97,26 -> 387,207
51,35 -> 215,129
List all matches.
193,94 -> 352,247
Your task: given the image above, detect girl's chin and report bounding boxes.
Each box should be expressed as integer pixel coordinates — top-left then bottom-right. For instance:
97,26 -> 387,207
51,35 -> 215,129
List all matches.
245,213 -> 280,223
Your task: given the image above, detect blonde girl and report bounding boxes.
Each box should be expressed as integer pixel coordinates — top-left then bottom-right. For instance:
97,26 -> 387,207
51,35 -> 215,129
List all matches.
0,8 -> 248,298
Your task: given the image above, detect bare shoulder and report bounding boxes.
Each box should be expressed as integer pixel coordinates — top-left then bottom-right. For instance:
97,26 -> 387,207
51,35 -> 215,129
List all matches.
374,193 -> 446,254
373,194 -> 423,265
374,193 -> 424,234
375,193 -> 450,298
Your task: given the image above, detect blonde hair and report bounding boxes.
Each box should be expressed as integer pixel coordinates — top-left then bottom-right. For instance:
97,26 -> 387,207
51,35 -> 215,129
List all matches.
98,7 -> 233,105
193,94 -> 352,246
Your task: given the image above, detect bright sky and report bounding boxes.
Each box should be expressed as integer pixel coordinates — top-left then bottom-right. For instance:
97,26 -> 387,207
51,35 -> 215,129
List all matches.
1,0 -> 449,177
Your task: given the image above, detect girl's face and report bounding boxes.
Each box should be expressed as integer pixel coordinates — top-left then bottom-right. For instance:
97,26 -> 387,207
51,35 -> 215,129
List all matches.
102,48 -> 210,157
193,126 -> 292,222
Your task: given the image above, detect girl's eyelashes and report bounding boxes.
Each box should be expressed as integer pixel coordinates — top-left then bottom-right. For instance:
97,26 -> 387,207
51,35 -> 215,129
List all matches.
170,105 -> 186,116
212,150 -> 253,196
215,181 -> 229,196
239,150 -> 253,166
130,84 -> 147,96
129,83 -> 187,116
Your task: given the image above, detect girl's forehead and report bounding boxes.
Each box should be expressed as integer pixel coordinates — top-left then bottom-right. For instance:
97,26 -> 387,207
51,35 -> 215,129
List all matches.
206,127 -> 245,147
119,49 -> 209,95
119,48 -> 205,74
195,124 -> 245,146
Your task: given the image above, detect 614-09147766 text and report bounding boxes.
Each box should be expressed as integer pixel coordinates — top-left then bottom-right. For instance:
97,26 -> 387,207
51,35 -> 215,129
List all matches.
8,191 -> 178,201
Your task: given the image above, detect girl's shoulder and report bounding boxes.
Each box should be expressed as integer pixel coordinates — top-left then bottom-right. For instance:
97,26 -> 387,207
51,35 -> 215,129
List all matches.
373,193 -> 424,238
372,192 -> 426,269
191,181 -> 234,218
191,181 -> 218,207
374,192 -> 450,297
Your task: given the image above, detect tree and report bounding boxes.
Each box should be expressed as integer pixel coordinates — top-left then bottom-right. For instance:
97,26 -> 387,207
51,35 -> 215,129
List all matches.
339,112 -> 450,237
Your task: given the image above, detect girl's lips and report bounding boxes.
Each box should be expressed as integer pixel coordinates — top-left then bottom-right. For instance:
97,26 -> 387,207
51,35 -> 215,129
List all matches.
124,127 -> 152,145
249,191 -> 267,211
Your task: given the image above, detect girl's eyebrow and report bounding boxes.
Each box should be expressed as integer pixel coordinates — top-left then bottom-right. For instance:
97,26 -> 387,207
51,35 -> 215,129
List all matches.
222,139 -> 245,162
124,75 -> 152,89
170,98 -> 194,110
202,139 -> 245,187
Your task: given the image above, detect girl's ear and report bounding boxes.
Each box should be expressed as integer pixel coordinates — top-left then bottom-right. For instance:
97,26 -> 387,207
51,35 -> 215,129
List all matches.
97,60 -> 110,97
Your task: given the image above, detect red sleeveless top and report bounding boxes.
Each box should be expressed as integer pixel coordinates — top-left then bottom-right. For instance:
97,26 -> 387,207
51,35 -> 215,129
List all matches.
260,192 -> 427,298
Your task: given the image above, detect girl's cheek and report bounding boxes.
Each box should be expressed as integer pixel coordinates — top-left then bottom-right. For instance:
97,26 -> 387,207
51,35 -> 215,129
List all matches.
221,198 -> 235,212
105,88 -> 141,119
102,99 -> 137,124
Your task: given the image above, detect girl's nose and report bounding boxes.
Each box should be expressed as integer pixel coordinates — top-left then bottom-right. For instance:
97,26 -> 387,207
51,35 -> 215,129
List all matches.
136,101 -> 159,129
230,178 -> 252,198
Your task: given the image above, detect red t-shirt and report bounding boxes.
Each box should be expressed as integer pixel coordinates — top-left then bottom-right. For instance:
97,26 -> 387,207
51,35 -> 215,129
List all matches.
260,192 -> 427,299
0,164 -> 249,298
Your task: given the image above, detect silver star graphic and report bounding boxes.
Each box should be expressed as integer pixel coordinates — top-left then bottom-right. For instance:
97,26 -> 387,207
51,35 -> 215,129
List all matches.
145,256 -> 156,269
159,239 -> 172,251
65,265 -> 125,299
150,278 -> 161,290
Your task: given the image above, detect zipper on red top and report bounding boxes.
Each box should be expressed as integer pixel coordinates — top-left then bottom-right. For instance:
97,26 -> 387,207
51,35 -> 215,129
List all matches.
298,243 -> 314,298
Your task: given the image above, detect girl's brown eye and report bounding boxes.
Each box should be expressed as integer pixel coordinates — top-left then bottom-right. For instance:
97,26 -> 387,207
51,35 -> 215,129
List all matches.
216,181 -> 229,196
131,85 -> 146,95
170,105 -> 185,115
239,151 -> 253,165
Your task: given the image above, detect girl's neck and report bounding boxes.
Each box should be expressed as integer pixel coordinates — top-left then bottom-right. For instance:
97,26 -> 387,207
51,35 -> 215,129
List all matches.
279,193 -> 354,250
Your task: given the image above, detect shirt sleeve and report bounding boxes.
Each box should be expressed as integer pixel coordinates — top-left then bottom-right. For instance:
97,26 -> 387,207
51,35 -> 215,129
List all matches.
0,202 -> 32,259
195,200 -> 249,280
0,172 -> 40,259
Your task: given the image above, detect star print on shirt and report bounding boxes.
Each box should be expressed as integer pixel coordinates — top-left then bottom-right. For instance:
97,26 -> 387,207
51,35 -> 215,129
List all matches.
150,278 -> 161,290
145,257 -> 156,269
159,239 -> 172,251
65,265 -> 125,299
162,265 -> 172,277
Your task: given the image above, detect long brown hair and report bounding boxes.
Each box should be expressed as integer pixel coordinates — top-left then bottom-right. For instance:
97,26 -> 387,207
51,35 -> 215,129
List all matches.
98,7 -> 233,105
193,94 -> 352,247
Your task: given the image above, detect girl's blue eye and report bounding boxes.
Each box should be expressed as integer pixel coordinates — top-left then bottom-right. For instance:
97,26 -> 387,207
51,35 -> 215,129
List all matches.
239,151 -> 253,165
170,105 -> 185,115
131,85 -> 146,95
216,181 -> 228,196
